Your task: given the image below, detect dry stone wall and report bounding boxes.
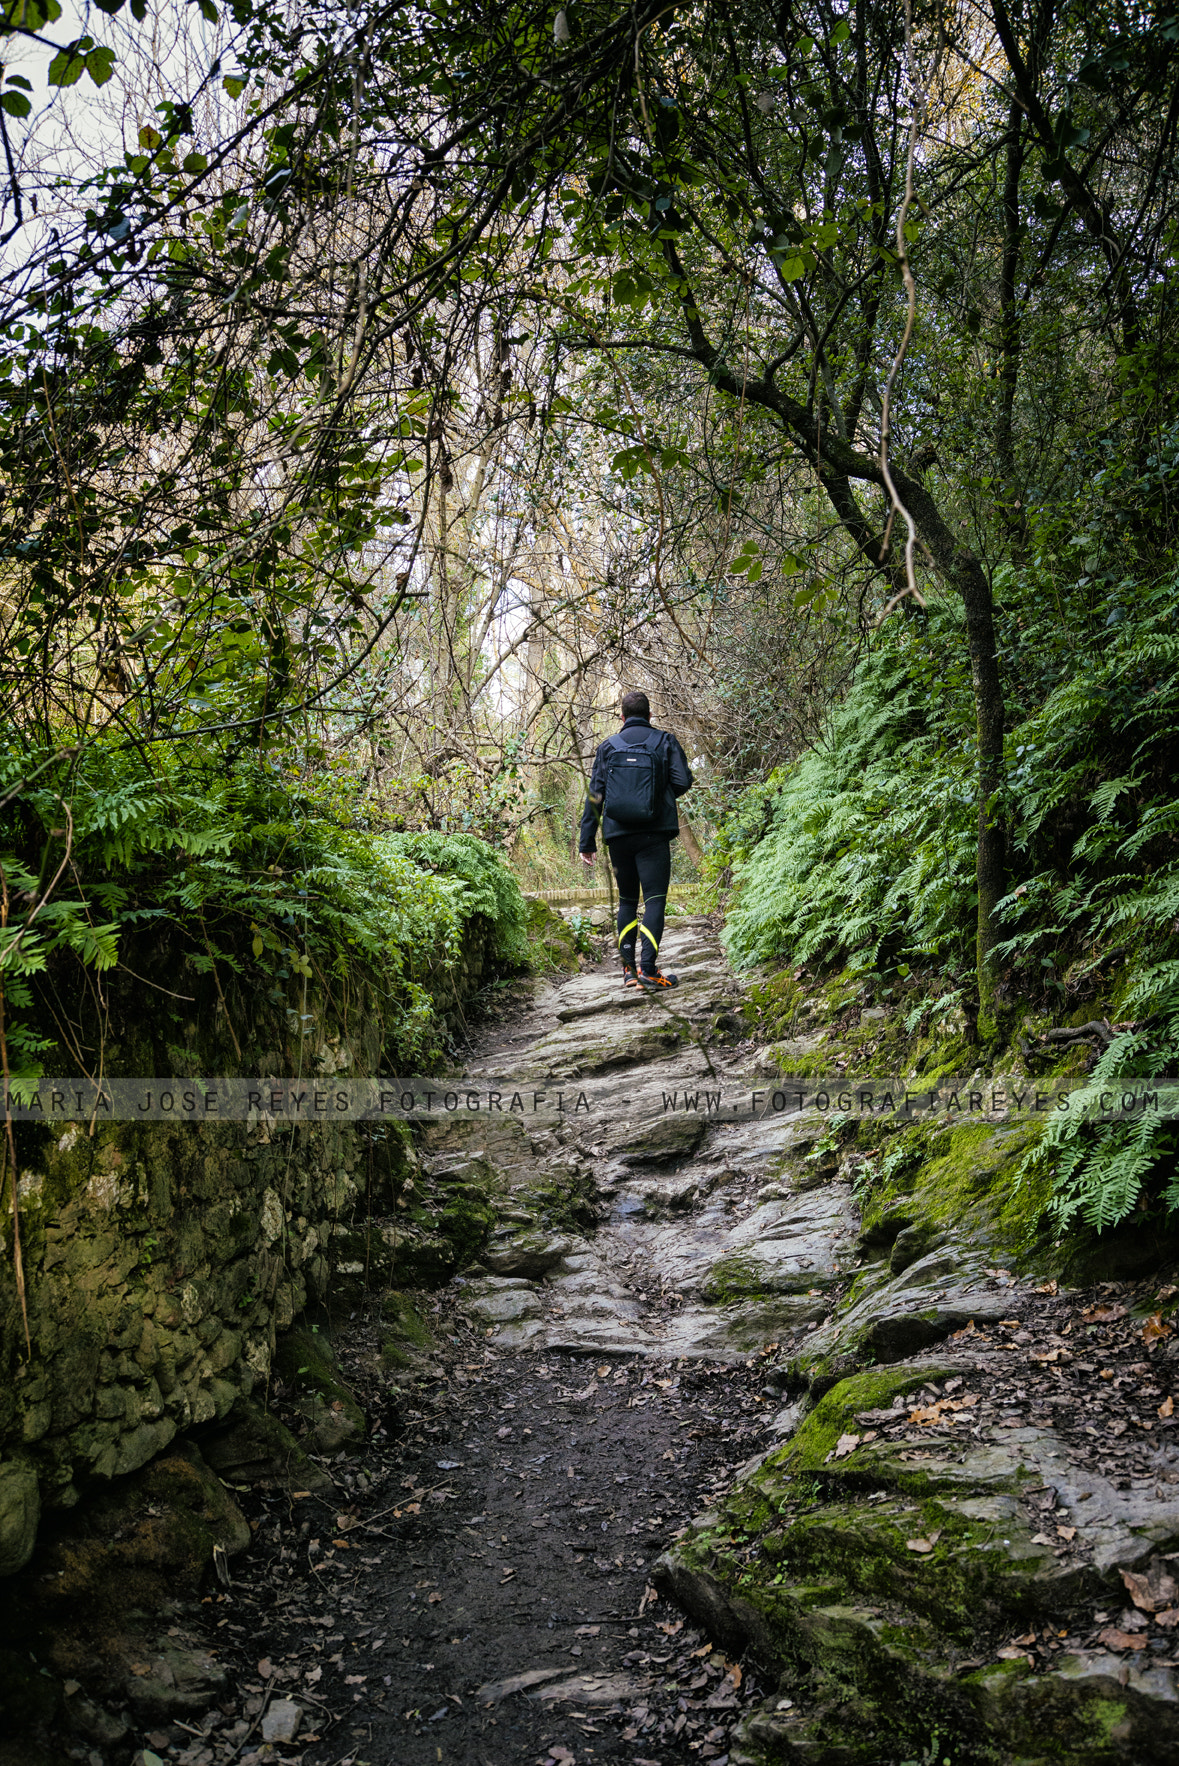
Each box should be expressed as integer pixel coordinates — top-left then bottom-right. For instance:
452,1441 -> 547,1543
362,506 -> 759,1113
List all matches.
0,911 -> 499,1574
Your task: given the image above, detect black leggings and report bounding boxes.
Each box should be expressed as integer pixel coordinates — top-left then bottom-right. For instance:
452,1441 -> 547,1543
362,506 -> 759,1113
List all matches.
609,837 -> 671,973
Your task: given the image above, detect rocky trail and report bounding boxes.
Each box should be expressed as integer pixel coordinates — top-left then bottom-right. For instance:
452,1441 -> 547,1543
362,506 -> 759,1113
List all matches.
15,914 -> 1179,1766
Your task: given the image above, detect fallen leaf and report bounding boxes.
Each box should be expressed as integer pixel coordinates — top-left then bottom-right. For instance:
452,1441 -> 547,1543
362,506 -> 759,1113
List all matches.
832,1432 -> 861,1459
257,1658 -> 273,1679
996,1647 -> 1031,1661
428,1591 -> 443,1604
344,1673 -> 367,1684
1158,1286 -> 1178,1303
305,1667 -> 323,1683
908,1395 -> 979,1426
1035,1280 -> 1058,1295
500,1568 -> 516,1583
1119,1560 -> 1178,1613
725,1663 -> 743,1689
596,1365 -> 610,1377
496,1426 -> 513,1439
1160,1396 -> 1174,1418
331,1539 -> 352,1549
906,1532 -> 941,1554
1031,1532 -> 1053,1546
654,1620 -> 680,1636
1097,1627 -> 1148,1652
1084,1304 -> 1127,1323
1012,1634 -> 1036,1647
129,1663 -> 152,1677
1156,1608 -> 1179,1629
1057,1525 -> 1077,1541
1143,1312 -> 1173,1344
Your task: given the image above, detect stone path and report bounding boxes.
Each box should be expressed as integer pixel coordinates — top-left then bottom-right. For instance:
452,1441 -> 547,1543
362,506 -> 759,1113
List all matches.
448,916 -> 860,1368
407,913 -> 1179,1764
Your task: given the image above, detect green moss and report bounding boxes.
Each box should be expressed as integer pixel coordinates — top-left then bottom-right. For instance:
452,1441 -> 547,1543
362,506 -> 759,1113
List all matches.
851,1115 -> 1052,1272
379,1290 -> 436,1369
701,1253 -> 774,1303
524,899 -> 581,973
273,1326 -> 365,1432
778,1365 -> 960,1472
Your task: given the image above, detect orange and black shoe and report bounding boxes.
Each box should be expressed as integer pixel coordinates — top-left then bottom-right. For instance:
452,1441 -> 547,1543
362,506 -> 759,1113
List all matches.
637,970 -> 678,989
621,964 -> 640,988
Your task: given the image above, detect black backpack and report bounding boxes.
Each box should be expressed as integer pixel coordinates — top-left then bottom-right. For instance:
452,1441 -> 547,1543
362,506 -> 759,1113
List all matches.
603,729 -> 670,828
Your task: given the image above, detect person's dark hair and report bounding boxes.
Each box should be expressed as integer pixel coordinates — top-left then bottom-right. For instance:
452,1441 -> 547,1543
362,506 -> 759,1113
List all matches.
621,690 -> 650,721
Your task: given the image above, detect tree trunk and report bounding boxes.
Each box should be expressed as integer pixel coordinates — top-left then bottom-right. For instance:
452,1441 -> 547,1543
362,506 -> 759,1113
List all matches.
678,813 -> 704,869
959,560 -> 1007,1039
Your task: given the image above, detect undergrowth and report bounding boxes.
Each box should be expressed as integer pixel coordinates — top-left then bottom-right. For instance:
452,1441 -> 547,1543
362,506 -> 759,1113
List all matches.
0,744 -> 528,1088
714,559 -> 1179,1232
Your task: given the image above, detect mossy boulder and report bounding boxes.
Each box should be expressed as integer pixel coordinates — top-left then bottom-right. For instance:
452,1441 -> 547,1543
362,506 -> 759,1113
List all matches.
658,1362 -> 1179,1764
274,1326 -> 365,1452
379,1291 -> 436,1371
525,899 -> 581,972
0,1461 -> 40,1578
200,1396 -> 331,1491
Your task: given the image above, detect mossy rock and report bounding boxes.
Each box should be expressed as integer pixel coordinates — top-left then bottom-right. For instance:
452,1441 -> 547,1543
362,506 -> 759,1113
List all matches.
657,1354 -> 1179,1764
379,1291 -> 436,1371
780,1363 -> 963,1474
525,900 -> 581,972
855,1117 -> 1051,1271
200,1396 -> 331,1492
274,1325 -> 365,1449
12,1440 -> 249,1637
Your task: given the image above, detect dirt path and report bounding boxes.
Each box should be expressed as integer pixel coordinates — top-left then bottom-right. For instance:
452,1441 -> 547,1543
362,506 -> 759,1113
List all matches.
197,916 -> 791,1766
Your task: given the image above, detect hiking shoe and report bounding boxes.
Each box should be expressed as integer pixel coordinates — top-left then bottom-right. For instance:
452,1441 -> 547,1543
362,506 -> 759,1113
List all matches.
621,964 -> 640,988
638,970 -> 678,989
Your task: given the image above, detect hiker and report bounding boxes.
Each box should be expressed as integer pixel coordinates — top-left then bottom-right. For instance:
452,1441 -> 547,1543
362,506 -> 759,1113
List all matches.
578,690 -> 694,989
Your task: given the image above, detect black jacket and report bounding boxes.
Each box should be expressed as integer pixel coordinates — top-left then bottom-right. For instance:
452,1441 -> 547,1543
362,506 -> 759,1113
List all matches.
578,718 -> 694,852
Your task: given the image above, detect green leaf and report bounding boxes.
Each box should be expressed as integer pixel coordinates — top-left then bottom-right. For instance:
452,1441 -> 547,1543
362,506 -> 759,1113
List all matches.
84,44 -> 116,86
47,40 -> 90,88
222,74 -> 245,98
0,90 -> 31,116
830,19 -> 851,41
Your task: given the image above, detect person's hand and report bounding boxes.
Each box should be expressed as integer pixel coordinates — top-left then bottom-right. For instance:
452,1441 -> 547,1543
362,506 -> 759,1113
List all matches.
580,851 -> 595,870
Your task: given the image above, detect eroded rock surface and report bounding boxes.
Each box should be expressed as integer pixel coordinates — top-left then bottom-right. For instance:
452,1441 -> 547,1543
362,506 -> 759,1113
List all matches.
435,912 -> 1179,1762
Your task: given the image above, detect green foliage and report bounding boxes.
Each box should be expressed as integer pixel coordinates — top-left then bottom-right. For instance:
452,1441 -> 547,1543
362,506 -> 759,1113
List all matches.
722,558 -> 1179,1230
721,608 -> 978,976
379,831 -> 528,967
0,743 -> 527,1087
